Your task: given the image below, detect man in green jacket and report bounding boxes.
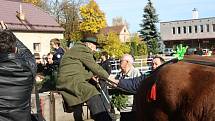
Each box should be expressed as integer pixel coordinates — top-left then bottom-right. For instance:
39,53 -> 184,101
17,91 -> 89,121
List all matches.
57,37 -> 112,121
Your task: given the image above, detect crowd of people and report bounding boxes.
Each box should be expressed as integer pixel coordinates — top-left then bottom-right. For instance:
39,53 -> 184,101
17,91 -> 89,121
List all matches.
0,22 -> 166,121
34,36 -> 165,121
34,38 -> 65,92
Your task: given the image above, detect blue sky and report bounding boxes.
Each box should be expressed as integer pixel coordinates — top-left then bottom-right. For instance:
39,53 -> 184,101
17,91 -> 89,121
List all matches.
96,0 -> 215,33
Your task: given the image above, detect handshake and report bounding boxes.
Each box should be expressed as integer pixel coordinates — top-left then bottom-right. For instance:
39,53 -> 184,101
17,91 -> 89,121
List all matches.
108,75 -> 119,86
91,75 -> 119,87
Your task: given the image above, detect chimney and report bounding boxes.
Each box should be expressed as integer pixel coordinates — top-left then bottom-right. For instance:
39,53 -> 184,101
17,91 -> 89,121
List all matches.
0,21 -> 7,30
16,3 -> 25,21
192,8 -> 198,19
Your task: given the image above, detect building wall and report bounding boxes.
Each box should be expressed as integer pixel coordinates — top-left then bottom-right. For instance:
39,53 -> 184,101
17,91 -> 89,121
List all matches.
119,26 -> 130,43
14,32 -> 64,58
160,17 -> 215,41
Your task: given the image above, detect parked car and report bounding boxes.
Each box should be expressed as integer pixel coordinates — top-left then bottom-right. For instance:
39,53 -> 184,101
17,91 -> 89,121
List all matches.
187,48 -> 197,55
212,48 -> 215,55
202,49 -> 210,55
164,48 -> 175,56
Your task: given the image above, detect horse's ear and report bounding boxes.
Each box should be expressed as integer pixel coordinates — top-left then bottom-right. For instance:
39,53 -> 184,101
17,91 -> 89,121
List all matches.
0,21 -> 8,30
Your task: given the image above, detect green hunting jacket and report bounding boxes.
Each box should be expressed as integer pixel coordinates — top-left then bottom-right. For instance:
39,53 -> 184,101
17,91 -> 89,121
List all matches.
57,41 -> 109,106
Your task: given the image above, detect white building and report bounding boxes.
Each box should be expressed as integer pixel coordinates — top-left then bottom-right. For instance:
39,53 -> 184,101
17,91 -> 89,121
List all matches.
160,9 -> 215,49
100,25 -> 130,43
0,0 -> 64,58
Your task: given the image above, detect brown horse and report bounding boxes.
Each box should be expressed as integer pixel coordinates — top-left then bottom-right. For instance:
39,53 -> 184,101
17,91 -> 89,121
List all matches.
136,56 -> 215,121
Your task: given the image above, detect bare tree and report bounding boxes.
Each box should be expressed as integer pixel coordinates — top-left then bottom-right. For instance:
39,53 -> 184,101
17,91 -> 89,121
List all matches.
112,16 -> 129,29
46,0 -> 88,40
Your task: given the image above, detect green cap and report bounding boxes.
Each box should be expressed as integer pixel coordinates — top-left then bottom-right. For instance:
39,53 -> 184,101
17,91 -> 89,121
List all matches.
81,37 -> 98,45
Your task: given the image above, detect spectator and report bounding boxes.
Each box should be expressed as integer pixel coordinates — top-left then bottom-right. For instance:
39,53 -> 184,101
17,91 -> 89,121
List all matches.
114,54 -> 141,121
152,56 -> 165,70
39,53 -> 58,92
50,38 -> 64,66
0,29 -> 36,121
99,51 -> 114,118
57,37 -> 113,121
100,51 -> 112,75
43,53 -> 55,76
34,53 -> 44,73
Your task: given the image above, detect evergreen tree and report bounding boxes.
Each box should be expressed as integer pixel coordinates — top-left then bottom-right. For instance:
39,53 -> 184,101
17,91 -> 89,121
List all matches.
148,38 -> 159,54
130,41 -> 138,56
130,33 -> 140,56
130,33 -> 148,56
137,41 -> 148,56
139,0 -> 159,54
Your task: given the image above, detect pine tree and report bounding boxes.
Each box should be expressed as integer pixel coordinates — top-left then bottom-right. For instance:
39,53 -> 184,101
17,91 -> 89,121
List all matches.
130,33 -> 148,56
139,0 -> 159,54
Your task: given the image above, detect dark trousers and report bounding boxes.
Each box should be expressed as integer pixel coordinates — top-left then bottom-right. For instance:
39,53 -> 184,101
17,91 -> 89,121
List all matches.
120,111 -> 136,121
72,94 -> 112,121
87,95 -> 112,121
72,104 -> 84,121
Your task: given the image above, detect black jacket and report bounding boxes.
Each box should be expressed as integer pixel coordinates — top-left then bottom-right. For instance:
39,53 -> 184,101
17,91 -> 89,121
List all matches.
100,59 -> 112,75
0,39 -> 36,121
53,47 -> 64,66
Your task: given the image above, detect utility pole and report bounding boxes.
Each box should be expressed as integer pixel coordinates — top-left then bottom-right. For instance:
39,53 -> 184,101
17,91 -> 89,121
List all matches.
72,0 -> 75,33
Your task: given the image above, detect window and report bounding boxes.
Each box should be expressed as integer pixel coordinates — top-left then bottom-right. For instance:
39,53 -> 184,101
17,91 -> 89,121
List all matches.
195,25 -> 198,33
206,24 -> 210,32
172,27 -> 175,34
200,25 -> 204,32
213,24 -> 215,32
178,27 -> 181,34
183,26 -> 186,34
189,26 -> 192,33
33,43 -> 41,52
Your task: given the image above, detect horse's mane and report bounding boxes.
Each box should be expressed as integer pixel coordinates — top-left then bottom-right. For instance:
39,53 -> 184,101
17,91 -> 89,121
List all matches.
154,55 -> 215,73
183,55 -> 215,67
184,55 -> 215,62
147,55 -> 215,82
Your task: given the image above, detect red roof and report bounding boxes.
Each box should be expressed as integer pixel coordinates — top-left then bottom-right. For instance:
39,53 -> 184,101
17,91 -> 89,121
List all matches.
0,0 -> 64,32
100,25 -> 125,35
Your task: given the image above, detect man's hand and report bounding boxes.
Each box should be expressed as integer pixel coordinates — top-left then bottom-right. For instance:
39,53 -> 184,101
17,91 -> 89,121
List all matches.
92,76 -> 99,82
108,76 -> 119,87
